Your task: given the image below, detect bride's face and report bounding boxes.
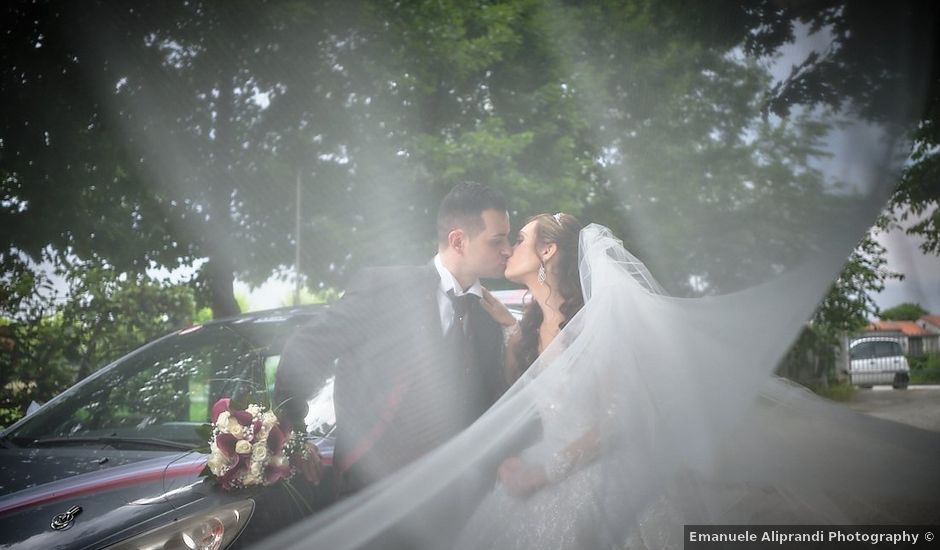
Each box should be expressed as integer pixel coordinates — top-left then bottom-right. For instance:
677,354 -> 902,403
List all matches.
504,220 -> 543,284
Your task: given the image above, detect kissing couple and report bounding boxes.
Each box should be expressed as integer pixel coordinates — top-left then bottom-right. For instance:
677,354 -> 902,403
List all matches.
274,181 -> 646,548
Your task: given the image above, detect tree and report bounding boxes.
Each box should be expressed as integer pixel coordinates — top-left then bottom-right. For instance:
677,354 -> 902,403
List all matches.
748,1 -> 940,256
0,257 -> 197,425
1,1 -> 346,316
777,232 -> 902,387
890,85 -> 940,255
3,0 -> 934,310
879,302 -> 929,322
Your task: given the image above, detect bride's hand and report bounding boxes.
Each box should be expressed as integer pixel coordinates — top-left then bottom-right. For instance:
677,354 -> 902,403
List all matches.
481,288 -> 518,328
498,457 -> 548,498
299,441 -> 322,485
497,456 -> 523,483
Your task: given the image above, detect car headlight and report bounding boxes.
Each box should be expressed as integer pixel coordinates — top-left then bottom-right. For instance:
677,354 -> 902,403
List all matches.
106,500 -> 254,550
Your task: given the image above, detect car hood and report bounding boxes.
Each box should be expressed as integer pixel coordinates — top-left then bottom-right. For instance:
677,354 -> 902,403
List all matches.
0,447 -> 192,496
0,447 -> 208,549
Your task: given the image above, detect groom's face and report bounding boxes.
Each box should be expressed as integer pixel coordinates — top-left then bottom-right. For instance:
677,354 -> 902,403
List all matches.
463,209 -> 512,279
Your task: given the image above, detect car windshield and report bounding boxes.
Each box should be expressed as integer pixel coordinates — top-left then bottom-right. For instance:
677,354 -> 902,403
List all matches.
4,318 -> 335,448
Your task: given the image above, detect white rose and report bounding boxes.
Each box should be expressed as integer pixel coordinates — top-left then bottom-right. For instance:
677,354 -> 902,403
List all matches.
207,453 -> 230,476
251,443 -> 268,462
262,411 -> 277,428
227,418 -> 244,438
215,411 -> 230,430
235,439 -> 252,454
246,404 -> 262,417
255,427 -> 269,443
250,460 -> 263,476
242,473 -> 261,486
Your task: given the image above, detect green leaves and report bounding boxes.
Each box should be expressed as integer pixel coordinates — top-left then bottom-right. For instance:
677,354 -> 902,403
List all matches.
230,392 -> 250,413
2,1 -> 933,363
879,303 -> 929,322
0,257 -> 197,425
194,423 -> 214,454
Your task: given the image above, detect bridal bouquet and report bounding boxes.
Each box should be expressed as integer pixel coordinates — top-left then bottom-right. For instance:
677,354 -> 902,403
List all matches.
199,397 -> 309,490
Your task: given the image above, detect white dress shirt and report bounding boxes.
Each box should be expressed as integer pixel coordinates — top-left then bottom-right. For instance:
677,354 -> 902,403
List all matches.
433,254 -> 483,335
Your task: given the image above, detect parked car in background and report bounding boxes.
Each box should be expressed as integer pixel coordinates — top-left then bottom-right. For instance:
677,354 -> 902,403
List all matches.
0,306 -> 336,550
489,288 -> 527,320
848,337 -> 910,389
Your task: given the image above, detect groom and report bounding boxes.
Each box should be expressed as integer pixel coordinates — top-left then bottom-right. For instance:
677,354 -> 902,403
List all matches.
274,181 -> 512,496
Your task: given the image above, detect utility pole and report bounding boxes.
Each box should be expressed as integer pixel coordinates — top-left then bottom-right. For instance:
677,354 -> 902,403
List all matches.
294,169 -> 302,306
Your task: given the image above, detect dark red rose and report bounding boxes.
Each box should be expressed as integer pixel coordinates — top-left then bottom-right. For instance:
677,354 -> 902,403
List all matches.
218,455 -> 246,489
211,398 -> 231,423
215,433 -> 237,459
264,463 -> 292,485
229,408 -> 253,426
267,425 -> 287,454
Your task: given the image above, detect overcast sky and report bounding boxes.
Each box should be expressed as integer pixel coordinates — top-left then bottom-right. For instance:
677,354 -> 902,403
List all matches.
874,220 -> 940,315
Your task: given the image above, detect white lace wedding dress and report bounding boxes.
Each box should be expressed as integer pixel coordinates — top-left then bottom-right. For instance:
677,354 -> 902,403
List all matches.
454,363 -> 620,550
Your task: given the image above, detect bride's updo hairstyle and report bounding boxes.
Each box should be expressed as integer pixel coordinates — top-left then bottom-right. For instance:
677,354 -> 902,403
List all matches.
511,213 -> 584,382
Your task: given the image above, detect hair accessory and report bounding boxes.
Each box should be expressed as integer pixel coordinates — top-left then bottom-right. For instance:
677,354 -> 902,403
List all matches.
553,213 -> 563,223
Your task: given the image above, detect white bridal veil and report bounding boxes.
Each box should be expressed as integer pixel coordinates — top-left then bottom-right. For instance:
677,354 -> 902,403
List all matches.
255,5 -> 939,550
260,221 -> 939,550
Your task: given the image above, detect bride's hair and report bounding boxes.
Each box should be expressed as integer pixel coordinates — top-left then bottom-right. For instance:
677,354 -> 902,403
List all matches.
510,213 -> 584,383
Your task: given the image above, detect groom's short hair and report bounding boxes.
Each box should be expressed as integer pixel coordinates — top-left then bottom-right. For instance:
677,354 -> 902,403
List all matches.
437,181 -> 508,246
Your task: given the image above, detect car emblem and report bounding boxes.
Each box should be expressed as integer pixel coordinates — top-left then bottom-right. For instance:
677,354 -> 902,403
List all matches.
51,505 -> 82,531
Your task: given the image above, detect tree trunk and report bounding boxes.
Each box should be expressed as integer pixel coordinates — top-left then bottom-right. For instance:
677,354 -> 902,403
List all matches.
204,44 -> 240,320
206,256 -> 240,319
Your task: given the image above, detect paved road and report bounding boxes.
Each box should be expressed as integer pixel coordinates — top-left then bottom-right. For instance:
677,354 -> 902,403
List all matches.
844,385 -> 940,432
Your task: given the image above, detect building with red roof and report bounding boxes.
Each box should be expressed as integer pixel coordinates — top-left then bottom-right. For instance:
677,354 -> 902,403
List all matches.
918,315 -> 940,335
864,317 -> 940,355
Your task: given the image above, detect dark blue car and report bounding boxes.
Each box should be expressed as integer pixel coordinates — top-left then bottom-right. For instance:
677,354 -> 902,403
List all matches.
0,307 -> 337,550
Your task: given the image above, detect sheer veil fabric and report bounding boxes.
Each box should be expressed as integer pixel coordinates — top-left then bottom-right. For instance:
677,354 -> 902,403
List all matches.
261,223 -> 940,550
255,8 -> 939,549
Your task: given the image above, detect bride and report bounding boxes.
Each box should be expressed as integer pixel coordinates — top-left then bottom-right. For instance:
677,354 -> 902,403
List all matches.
458,212 -> 652,549
456,212 -> 940,550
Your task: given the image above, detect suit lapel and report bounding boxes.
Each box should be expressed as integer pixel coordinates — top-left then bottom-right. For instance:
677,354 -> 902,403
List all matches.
422,262 -> 444,335
414,262 -> 445,347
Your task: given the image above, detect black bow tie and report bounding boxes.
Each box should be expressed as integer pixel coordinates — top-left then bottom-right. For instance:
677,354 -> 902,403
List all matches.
446,290 -> 477,323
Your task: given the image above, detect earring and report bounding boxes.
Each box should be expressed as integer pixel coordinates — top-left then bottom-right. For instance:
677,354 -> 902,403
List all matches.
538,264 -> 546,285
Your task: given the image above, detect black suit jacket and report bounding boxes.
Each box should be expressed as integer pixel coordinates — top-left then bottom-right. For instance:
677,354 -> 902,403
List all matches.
274,263 -> 506,493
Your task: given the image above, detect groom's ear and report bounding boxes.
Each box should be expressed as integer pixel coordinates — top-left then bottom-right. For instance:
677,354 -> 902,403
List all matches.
447,228 -> 467,254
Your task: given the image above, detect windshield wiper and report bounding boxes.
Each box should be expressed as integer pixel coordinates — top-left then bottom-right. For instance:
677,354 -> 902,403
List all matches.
28,436 -> 198,451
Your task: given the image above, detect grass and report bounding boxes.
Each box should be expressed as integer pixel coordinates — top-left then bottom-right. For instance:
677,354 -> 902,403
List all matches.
909,353 -> 940,385
911,369 -> 940,385
811,381 -> 857,402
